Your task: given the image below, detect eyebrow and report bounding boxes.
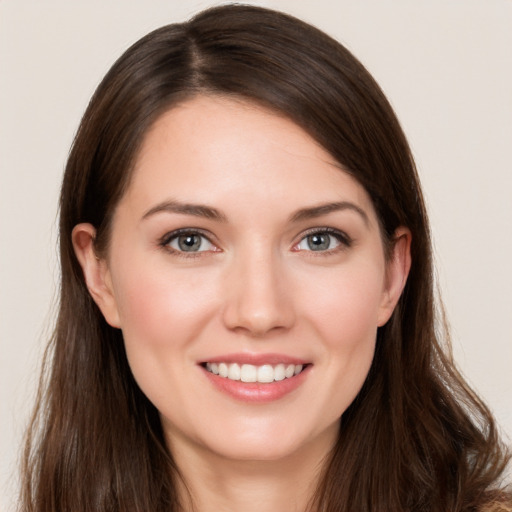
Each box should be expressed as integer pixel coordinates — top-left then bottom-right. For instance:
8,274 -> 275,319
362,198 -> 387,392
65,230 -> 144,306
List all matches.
289,201 -> 369,226
141,199 -> 369,226
141,199 -> 228,222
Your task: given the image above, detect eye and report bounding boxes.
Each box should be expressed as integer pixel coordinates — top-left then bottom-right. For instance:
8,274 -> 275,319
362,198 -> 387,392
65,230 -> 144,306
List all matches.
161,230 -> 217,254
294,228 -> 351,252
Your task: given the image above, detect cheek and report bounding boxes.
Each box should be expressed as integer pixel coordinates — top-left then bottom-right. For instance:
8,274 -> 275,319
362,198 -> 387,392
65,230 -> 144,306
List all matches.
109,259 -> 225,419
298,261 -> 385,414
109,259 -> 220,380
112,259 -> 216,337
303,261 -> 385,348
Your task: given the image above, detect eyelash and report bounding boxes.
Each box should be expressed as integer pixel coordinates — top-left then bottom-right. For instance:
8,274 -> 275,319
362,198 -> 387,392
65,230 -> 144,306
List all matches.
158,227 -> 353,258
159,228 -> 219,258
293,227 -> 353,255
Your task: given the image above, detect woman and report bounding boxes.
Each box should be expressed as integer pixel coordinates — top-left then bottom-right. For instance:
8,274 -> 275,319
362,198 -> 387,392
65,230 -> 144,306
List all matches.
20,4 -> 510,511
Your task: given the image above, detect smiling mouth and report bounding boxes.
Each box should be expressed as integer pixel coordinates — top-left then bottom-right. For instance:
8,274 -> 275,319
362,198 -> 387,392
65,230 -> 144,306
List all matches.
203,362 -> 306,383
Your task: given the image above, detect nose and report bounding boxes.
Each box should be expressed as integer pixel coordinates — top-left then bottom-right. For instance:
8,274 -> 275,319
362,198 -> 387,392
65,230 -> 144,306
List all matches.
222,248 -> 295,337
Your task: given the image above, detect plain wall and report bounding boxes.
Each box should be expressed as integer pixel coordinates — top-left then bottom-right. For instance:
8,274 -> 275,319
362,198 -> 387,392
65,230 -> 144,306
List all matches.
1,1 -> 511,509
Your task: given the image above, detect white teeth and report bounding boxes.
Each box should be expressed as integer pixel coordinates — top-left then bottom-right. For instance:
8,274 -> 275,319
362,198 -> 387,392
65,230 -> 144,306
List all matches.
227,363 -> 241,381
240,364 -> 257,382
284,364 -> 295,378
274,364 -> 285,381
257,364 -> 274,383
205,362 -> 305,383
218,363 -> 228,378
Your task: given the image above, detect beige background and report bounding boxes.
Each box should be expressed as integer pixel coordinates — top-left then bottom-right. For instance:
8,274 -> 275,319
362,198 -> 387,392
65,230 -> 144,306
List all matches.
1,0 -> 511,509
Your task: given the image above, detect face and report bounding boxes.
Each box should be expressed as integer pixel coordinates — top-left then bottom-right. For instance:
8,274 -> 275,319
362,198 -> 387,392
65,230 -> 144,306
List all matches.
74,96 -> 410,464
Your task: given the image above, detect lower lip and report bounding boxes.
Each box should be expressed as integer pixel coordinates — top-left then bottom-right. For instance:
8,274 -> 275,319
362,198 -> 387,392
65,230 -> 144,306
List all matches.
201,365 -> 311,403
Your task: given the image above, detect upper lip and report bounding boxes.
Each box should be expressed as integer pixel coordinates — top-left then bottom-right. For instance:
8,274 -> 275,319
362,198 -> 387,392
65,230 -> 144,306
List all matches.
200,352 -> 310,366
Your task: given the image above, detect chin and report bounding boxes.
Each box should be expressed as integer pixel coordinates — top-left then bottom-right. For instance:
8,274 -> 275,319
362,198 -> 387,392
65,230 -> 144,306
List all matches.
212,437 -> 302,462
183,416 -> 340,465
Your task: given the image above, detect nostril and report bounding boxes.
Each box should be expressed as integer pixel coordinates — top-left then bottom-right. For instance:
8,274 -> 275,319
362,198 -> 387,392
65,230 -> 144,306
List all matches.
222,301 -> 295,336
220,261 -> 296,336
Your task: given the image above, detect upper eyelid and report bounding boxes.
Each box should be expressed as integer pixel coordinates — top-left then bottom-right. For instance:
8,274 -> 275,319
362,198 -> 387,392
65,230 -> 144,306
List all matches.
158,226 -> 352,251
159,229 -> 220,257
160,227 -> 217,244
295,226 -> 352,243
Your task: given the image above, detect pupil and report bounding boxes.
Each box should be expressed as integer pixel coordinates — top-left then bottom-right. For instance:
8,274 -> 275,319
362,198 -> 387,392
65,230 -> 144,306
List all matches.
178,235 -> 201,251
308,234 -> 329,251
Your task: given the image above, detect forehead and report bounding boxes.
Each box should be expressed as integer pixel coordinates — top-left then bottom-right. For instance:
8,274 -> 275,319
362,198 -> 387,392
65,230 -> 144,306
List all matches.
120,95 -> 377,224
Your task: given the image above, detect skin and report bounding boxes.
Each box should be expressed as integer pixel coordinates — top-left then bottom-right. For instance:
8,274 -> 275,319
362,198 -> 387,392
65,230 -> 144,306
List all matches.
73,95 -> 411,512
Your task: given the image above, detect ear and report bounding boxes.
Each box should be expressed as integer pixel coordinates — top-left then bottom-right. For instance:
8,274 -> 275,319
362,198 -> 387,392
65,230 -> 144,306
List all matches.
377,227 -> 412,327
72,223 -> 121,328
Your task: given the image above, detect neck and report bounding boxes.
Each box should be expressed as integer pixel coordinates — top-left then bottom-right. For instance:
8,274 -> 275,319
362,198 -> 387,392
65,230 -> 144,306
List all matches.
168,428 -> 336,512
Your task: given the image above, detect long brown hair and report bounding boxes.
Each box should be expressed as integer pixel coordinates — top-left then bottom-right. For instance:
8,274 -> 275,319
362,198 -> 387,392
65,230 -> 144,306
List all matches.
20,5 -> 510,511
